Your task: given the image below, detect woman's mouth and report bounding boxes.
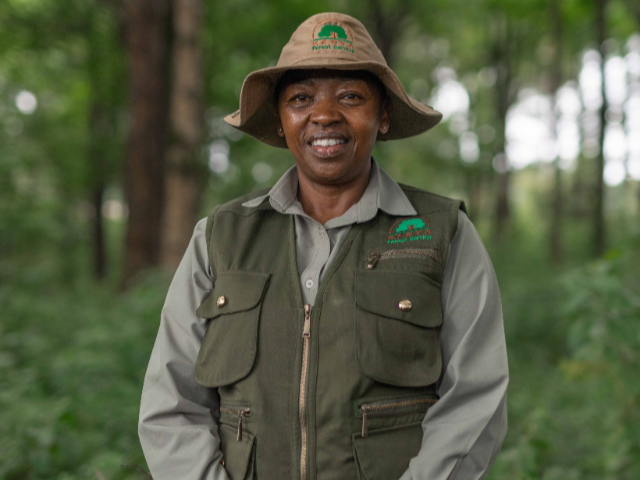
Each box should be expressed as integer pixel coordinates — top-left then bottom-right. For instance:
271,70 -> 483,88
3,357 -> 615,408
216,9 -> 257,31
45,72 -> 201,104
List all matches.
309,138 -> 348,157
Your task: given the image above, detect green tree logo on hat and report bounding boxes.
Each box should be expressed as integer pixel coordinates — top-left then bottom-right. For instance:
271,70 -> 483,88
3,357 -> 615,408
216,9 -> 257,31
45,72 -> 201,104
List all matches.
317,24 -> 348,40
312,20 -> 354,52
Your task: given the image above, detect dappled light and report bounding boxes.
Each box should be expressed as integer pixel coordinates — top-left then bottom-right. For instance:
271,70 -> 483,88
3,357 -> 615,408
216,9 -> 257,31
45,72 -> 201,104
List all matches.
1,1 -> 639,479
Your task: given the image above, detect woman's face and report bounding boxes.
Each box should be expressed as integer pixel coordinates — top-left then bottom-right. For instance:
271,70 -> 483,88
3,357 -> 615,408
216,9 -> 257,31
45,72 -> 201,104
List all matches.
276,70 -> 389,188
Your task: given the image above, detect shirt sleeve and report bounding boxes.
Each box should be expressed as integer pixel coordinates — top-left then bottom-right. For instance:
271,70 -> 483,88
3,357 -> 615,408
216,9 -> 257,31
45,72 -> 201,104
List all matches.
397,211 -> 509,480
138,217 -> 230,480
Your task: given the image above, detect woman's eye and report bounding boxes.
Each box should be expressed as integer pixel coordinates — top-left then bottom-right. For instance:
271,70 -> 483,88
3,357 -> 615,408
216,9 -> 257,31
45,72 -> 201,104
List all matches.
342,93 -> 362,101
292,94 -> 309,102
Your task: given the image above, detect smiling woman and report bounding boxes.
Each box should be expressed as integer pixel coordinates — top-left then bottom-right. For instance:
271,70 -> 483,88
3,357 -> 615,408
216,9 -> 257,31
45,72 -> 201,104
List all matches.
138,12 -> 509,480
275,70 -> 389,224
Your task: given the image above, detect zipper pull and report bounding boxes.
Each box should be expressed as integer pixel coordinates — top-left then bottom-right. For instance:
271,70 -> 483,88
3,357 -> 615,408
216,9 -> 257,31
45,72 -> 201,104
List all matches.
366,252 -> 380,270
303,304 -> 312,338
361,409 -> 368,438
236,408 -> 250,441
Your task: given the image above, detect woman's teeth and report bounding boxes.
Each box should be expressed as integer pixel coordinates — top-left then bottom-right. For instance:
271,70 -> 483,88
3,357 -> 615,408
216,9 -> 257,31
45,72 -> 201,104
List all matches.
311,138 -> 347,147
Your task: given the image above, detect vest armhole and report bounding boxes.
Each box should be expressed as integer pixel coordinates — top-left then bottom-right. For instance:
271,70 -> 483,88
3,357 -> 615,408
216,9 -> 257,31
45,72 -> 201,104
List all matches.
449,200 -> 467,241
205,204 -> 223,277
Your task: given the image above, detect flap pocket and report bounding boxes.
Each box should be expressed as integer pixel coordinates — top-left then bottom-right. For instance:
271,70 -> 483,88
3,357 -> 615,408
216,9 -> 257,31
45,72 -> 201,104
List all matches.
352,422 -> 423,480
354,269 -> 442,387
196,271 -> 270,319
219,423 -> 256,480
355,270 -> 442,328
195,271 -> 270,387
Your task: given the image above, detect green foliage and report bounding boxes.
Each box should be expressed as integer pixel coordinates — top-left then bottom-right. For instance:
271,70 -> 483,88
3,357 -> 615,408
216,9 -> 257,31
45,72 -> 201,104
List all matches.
489,245 -> 640,480
0,272 -> 169,479
1,0 -> 639,478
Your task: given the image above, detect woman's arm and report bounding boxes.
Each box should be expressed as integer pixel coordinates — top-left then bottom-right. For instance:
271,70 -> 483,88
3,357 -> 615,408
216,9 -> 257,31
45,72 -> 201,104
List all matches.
398,211 -> 509,480
138,218 -> 229,480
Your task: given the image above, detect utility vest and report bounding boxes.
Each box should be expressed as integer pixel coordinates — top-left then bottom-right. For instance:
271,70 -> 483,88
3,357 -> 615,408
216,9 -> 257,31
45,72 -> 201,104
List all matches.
195,183 -> 466,480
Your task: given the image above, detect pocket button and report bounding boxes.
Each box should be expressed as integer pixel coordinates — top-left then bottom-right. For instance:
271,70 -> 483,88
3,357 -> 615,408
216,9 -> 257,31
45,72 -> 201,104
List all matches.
217,295 -> 227,307
398,299 -> 412,311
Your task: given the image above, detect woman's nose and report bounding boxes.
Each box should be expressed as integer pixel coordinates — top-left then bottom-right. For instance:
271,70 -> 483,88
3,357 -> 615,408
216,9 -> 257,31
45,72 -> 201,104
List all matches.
309,96 -> 341,126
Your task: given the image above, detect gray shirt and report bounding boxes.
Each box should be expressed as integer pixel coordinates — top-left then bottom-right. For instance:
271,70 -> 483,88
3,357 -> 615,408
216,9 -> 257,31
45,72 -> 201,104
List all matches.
138,159 -> 509,480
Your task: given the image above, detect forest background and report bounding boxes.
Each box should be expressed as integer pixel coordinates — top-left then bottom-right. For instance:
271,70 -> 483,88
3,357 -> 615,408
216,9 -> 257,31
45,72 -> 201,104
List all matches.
1,0 -> 639,479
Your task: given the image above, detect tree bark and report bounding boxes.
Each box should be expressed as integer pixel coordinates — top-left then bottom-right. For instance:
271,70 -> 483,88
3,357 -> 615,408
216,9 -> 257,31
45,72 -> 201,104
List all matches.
160,0 -> 205,269
122,0 -> 172,287
548,0 -> 564,264
594,0 -> 607,257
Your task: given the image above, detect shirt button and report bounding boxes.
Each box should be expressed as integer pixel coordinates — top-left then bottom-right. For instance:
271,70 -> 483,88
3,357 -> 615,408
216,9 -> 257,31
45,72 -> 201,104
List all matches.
305,279 -> 314,289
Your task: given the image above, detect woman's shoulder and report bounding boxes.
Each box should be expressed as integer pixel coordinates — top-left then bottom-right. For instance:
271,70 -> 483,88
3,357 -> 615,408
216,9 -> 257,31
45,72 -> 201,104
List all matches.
204,187 -> 273,219
397,182 -> 467,216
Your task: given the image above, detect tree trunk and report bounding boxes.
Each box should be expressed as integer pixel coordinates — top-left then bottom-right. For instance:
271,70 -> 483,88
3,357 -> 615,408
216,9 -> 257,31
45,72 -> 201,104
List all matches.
548,0 -> 564,264
594,0 -> 607,257
122,0 -> 172,287
92,183 -> 106,280
86,5 -> 115,282
160,0 -> 205,269
491,13 -> 513,243
87,47 -> 107,280
367,0 -> 409,66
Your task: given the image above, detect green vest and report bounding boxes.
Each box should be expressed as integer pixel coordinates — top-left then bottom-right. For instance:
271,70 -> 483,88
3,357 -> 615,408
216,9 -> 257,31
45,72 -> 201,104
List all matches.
195,184 -> 466,480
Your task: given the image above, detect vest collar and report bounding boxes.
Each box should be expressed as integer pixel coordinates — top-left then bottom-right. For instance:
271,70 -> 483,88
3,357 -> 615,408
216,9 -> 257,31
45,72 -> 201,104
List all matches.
241,158 -> 417,220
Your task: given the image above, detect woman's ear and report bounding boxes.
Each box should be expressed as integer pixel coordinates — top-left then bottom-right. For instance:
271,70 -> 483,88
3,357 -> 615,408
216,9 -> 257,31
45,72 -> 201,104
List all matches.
274,104 -> 285,137
276,117 -> 285,137
378,98 -> 390,135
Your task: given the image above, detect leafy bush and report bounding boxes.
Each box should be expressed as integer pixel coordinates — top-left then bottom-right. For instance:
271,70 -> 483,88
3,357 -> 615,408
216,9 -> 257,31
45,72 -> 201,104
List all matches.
490,247 -> 640,480
0,272 -> 169,480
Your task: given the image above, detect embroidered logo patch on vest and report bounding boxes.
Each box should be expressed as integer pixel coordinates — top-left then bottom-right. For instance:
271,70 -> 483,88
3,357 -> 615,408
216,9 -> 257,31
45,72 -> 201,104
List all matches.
312,20 -> 355,53
387,217 -> 432,244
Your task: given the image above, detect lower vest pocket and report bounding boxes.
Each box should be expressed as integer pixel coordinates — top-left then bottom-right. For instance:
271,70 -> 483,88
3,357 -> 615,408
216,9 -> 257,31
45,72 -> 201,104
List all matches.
219,422 -> 256,480
357,394 -> 437,438
352,422 -> 424,480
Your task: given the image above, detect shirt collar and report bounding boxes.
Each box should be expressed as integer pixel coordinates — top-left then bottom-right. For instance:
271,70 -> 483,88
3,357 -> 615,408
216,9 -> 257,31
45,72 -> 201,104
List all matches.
241,157 -> 417,222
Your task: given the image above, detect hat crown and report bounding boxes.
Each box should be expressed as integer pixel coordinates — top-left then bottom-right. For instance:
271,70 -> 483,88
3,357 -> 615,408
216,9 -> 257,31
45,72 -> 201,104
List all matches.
277,12 -> 387,67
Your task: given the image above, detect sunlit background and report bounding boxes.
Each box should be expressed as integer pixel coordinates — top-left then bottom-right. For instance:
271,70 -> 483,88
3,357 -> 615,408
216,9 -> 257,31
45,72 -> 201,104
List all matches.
1,0 -> 639,479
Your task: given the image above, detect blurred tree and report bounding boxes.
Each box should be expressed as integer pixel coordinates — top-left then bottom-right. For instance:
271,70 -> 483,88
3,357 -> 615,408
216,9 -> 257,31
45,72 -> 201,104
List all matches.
87,0 -> 127,280
122,0 -> 171,286
547,0 -> 565,263
489,10 -> 517,243
160,0 -> 206,268
365,0 -> 410,66
594,0 -> 608,257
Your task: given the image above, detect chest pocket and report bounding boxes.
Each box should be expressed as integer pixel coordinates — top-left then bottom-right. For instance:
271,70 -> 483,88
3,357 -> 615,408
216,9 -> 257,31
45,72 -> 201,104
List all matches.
354,269 -> 442,387
195,271 -> 270,387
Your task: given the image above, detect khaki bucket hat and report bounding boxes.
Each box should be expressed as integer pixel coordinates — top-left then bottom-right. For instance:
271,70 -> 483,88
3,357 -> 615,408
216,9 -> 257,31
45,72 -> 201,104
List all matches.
224,12 -> 443,148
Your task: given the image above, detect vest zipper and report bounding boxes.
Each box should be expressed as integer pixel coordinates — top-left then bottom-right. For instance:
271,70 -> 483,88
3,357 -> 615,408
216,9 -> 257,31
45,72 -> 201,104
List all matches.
366,249 -> 440,270
299,304 -> 312,480
219,406 -> 251,441
358,396 -> 437,438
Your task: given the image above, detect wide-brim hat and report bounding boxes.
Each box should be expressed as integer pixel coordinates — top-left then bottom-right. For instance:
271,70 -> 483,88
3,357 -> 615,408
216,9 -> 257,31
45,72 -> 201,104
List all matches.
224,12 -> 443,148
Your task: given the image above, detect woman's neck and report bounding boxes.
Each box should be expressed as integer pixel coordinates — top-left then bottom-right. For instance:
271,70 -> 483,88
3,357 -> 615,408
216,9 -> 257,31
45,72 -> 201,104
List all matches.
296,160 -> 372,226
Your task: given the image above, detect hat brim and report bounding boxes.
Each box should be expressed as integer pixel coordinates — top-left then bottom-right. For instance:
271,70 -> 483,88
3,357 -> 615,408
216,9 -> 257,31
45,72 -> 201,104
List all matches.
224,60 -> 443,148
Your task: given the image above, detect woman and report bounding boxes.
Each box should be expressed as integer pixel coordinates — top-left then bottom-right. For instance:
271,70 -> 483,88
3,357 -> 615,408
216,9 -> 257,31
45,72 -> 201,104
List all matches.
139,12 -> 508,480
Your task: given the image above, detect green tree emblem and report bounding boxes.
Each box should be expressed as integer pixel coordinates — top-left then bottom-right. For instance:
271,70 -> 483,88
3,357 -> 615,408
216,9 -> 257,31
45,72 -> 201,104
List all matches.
317,24 -> 348,40
395,218 -> 426,233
